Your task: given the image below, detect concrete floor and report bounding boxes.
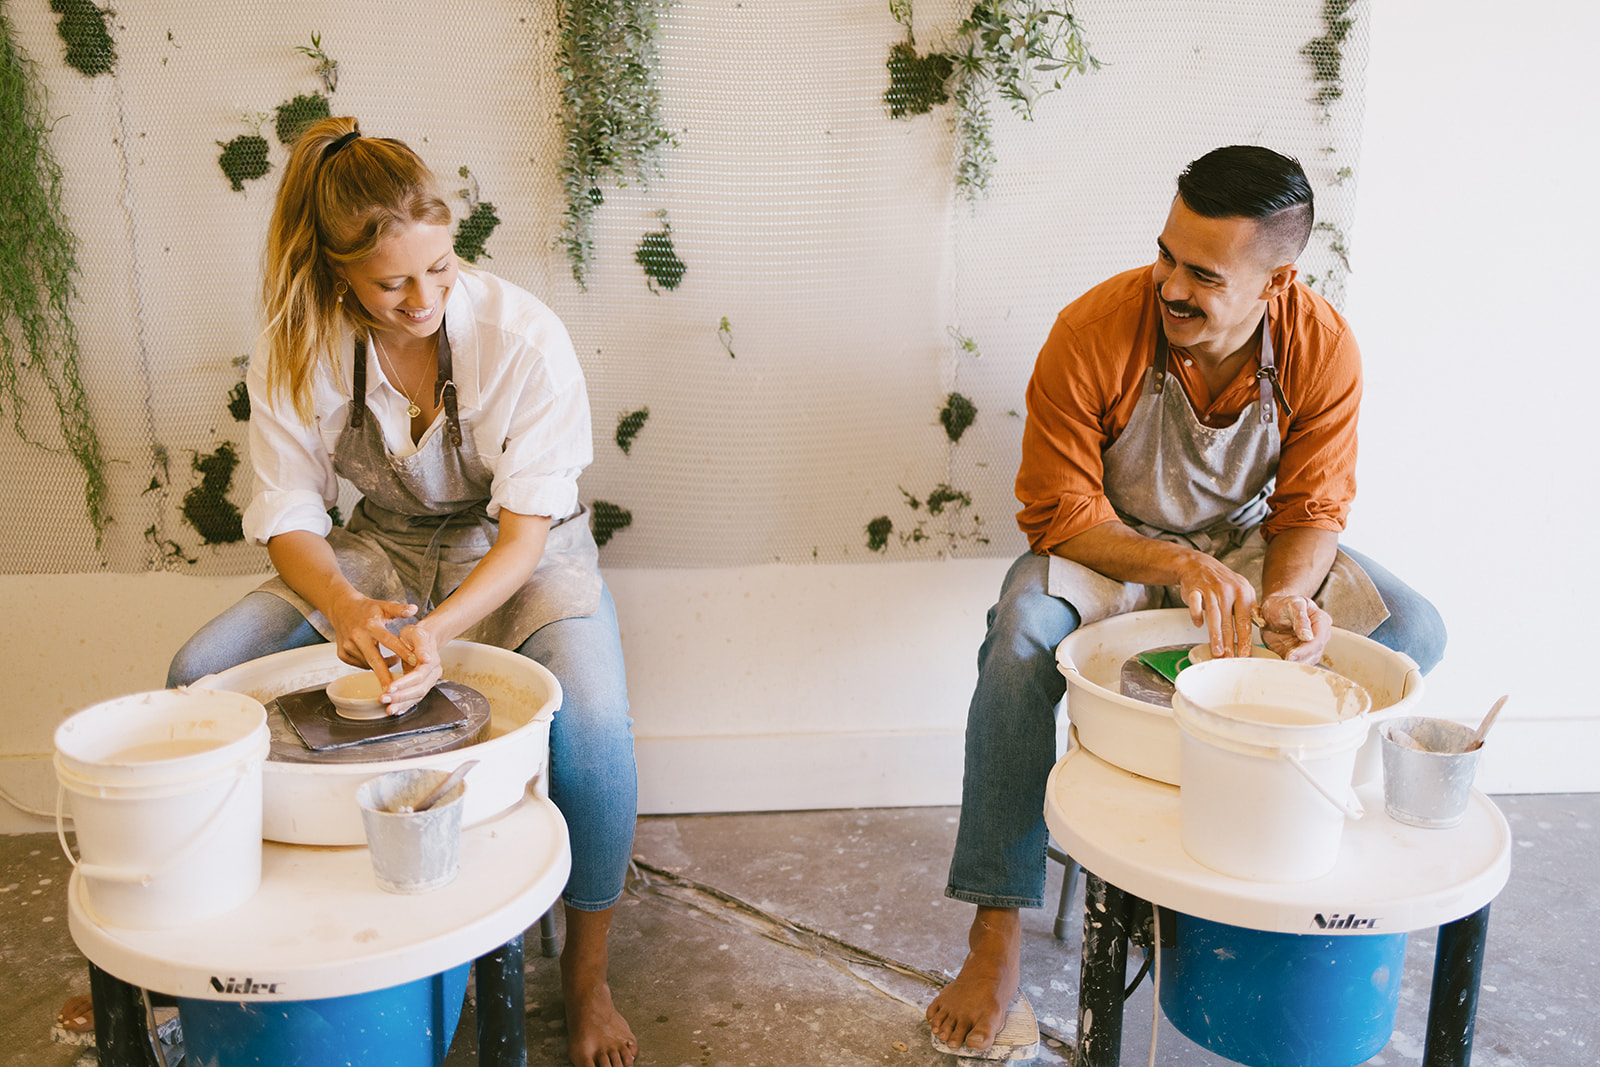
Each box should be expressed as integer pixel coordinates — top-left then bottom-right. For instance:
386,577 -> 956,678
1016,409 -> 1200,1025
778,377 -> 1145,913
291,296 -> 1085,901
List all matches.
3,793 -> 1594,1066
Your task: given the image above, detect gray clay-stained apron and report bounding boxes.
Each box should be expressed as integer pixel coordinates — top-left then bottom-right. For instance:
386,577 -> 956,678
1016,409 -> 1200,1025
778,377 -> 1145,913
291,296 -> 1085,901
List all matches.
1046,315 -> 1389,635
258,322 -> 602,649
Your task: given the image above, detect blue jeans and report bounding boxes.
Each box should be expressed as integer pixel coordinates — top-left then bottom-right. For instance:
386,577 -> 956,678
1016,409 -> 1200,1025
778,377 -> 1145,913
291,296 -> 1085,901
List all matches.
168,586 -> 637,911
945,547 -> 1446,909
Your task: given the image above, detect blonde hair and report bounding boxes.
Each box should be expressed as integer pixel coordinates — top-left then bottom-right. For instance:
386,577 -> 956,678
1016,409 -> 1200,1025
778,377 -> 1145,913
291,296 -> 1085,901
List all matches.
260,117 -> 453,422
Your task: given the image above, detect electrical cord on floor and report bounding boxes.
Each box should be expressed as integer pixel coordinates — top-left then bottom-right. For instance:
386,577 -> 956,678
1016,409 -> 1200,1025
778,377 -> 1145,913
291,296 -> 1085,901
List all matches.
0,783 -> 68,823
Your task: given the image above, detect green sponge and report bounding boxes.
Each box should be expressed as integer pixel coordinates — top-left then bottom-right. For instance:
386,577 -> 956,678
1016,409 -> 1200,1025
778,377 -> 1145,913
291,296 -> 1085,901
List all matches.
1136,648 -> 1192,683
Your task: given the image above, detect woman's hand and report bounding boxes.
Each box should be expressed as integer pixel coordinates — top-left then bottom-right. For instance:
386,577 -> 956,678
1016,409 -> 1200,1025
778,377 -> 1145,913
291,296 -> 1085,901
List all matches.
324,589 -> 420,687
380,623 -> 442,714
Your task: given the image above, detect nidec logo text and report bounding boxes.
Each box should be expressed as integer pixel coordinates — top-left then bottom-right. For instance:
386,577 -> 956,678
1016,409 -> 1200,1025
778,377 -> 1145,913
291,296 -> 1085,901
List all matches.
1312,913 -> 1382,931
210,976 -> 282,995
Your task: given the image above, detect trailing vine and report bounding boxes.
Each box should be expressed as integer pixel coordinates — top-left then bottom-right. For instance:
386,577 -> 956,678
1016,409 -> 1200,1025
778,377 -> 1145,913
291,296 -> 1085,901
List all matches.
1301,0 -> 1355,111
887,1 -> 1099,197
1300,0 -> 1361,305
0,10 -> 110,542
556,0 -> 674,288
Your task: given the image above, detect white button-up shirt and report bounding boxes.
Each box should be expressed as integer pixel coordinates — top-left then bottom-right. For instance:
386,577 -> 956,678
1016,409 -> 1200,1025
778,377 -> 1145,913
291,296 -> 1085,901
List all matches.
242,269 -> 592,545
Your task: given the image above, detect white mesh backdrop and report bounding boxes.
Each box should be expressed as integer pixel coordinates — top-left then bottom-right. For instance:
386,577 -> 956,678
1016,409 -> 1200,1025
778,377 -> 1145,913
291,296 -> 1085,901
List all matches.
0,0 -> 1366,575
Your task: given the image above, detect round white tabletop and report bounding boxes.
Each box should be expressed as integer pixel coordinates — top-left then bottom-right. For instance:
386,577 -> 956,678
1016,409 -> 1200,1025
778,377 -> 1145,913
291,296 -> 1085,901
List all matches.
68,795 -> 571,1001
1045,730 -> 1511,935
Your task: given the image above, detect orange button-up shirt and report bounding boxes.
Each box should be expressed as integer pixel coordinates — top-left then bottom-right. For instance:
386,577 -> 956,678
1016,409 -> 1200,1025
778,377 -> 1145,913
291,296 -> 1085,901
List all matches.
1016,266 -> 1362,555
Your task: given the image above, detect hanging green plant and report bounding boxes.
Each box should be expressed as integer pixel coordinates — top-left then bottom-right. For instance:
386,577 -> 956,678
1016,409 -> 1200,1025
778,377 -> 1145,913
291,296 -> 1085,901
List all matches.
635,212 -> 686,292
453,167 -> 500,264
180,442 -> 245,545
615,407 -> 649,455
940,392 -> 977,442
274,92 -> 330,147
886,1 -> 1100,198
51,0 -> 115,77
556,0 -> 674,288
590,500 -> 633,548
294,31 -> 339,94
865,515 -> 893,553
0,11 -> 110,543
1302,0 -> 1355,109
218,114 -> 272,191
717,316 -> 735,358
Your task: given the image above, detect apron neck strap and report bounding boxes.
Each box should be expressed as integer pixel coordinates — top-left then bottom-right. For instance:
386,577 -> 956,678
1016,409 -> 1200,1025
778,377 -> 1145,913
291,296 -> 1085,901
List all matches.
436,320 -> 462,448
351,337 -> 368,429
350,324 -> 464,446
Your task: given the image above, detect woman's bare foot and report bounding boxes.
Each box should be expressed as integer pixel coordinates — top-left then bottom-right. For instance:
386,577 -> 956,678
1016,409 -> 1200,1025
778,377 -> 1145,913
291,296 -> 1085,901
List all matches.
561,904 -> 638,1067
925,906 -> 1022,1051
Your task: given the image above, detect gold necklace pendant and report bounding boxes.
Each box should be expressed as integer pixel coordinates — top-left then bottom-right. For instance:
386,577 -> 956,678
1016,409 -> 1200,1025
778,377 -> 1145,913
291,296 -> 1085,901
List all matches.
374,332 -> 429,420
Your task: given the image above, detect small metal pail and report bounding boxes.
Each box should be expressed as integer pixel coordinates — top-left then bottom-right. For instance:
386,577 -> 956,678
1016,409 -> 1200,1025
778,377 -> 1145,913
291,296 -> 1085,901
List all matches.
1380,716 -> 1480,829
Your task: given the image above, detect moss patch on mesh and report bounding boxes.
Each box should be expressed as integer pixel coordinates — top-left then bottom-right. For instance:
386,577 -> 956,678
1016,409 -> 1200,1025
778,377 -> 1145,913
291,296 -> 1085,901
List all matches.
940,392 -> 977,442
217,134 -> 270,191
180,442 -> 244,545
591,500 -> 633,548
274,92 -> 329,146
615,407 -> 649,455
51,0 -> 115,77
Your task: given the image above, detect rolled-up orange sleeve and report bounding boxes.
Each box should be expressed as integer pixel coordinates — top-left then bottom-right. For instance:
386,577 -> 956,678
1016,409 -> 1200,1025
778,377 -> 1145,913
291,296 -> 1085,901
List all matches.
1015,273 -> 1152,554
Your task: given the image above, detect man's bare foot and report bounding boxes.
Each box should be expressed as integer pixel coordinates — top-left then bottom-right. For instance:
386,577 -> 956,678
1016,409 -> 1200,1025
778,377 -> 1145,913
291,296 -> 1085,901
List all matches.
926,906 -> 1023,1051
561,904 -> 638,1067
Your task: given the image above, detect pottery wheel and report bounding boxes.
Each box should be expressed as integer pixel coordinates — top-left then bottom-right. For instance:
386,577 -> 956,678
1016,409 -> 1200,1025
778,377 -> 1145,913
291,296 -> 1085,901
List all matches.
266,681 -> 492,764
1119,645 -> 1193,708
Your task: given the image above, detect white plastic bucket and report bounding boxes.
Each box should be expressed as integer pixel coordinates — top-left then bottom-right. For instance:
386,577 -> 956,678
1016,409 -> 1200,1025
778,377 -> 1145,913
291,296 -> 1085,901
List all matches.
54,689 -> 269,929
1173,660 -> 1372,882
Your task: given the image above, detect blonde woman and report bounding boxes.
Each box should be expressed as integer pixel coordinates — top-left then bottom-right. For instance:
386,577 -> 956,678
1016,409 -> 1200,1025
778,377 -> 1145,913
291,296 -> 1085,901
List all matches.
170,117 -> 638,1067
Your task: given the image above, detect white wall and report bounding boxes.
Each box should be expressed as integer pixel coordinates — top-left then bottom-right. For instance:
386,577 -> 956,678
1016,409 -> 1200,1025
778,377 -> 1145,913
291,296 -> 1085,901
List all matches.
1342,0 -> 1600,784
5,1 -> 1597,833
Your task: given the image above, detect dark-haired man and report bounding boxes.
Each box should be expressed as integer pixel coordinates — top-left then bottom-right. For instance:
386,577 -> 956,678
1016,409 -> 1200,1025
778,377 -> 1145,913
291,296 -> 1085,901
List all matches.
926,145 -> 1445,1055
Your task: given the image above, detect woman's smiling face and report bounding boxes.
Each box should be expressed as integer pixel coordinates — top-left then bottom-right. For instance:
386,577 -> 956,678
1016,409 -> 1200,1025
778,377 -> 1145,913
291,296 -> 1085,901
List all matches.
341,221 -> 458,345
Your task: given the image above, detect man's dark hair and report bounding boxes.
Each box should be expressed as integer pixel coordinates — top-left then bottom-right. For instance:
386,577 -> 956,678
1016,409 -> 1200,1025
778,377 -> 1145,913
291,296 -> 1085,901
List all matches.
1176,145 -> 1314,265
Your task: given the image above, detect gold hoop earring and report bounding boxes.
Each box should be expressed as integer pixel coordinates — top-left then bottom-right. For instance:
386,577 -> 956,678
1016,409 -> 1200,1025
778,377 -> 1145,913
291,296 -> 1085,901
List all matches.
334,280 -> 349,304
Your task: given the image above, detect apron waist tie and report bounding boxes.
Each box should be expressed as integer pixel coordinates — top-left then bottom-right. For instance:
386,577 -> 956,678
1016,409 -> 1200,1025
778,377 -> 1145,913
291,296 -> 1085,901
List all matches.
408,504 -> 497,613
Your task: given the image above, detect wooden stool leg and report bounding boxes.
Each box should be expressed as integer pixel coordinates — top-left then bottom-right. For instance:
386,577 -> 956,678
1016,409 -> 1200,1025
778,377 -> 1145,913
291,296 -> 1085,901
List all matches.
475,933 -> 527,1067
87,962 -> 157,1067
1424,903 -> 1492,1067
1076,872 -> 1133,1067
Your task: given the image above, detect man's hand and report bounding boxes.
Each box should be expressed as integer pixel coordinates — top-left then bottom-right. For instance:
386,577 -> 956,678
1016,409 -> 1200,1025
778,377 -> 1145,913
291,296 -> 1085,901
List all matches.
1257,591 -> 1332,664
1178,555 -> 1258,659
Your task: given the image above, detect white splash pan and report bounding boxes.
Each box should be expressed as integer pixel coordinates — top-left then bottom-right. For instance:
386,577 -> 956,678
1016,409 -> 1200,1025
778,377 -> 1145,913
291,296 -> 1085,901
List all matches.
197,640 -> 558,845
1056,608 -> 1422,786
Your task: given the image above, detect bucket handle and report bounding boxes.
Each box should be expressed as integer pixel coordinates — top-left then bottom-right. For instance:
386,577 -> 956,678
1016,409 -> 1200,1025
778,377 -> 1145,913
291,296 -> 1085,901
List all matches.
1283,752 -> 1365,820
56,768 -> 249,886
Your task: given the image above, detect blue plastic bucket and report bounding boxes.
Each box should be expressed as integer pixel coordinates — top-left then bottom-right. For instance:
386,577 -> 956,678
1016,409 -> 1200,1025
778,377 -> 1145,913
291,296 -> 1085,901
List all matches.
1158,912 -> 1407,1067
176,963 -> 470,1067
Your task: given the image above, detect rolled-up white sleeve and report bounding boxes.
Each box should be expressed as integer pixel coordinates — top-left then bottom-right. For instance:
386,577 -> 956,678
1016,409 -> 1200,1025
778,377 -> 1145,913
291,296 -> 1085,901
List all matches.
467,291 -> 592,522
241,349 -> 341,545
